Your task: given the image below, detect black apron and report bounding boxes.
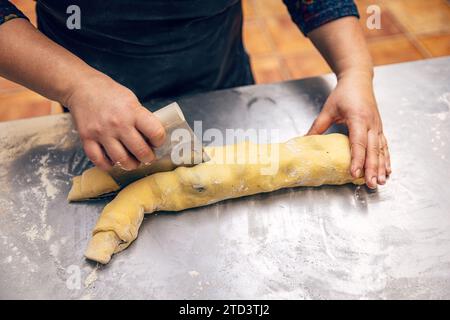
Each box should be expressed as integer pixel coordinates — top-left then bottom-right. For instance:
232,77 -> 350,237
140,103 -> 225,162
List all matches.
36,0 -> 254,103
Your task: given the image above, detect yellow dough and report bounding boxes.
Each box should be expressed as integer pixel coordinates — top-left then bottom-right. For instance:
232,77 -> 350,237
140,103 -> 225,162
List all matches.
68,167 -> 120,201
70,134 -> 364,264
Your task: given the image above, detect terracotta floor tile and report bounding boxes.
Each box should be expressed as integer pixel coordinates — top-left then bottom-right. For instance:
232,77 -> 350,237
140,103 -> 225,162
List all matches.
10,0 -> 36,25
0,76 -> 27,93
0,91 -> 52,122
10,0 -> 35,12
50,101 -> 64,114
416,33 -> 450,57
243,20 -> 273,55
386,0 -> 450,34
283,51 -> 332,79
367,35 -> 425,66
23,11 -> 37,26
254,0 -> 289,17
250,55 -> 288,84
266,16 -> 315,55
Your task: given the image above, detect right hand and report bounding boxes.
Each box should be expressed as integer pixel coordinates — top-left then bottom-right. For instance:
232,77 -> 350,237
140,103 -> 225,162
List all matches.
66,74 -> 166,171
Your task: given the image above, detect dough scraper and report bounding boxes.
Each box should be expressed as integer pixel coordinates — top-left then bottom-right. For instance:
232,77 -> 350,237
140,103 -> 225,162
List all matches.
108,102 -> 209,186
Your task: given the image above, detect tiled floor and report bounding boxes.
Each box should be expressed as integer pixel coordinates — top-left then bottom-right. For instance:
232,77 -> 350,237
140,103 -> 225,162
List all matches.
0,0 -> 449,121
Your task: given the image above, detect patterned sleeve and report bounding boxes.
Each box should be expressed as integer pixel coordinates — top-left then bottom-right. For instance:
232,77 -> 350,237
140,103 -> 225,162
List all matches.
283,0 -> 360,35
0,0 -> 29,26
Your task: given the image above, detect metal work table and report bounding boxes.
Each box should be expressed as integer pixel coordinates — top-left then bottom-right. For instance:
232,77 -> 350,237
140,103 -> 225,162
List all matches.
1,57 -> 449,299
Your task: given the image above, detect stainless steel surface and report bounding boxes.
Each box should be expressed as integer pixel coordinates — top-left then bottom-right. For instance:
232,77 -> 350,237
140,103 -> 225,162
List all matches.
1,57 -> 449,299
108,102 -> 208,187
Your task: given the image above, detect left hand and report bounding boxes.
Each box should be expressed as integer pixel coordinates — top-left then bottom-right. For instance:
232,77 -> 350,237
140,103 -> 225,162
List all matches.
306,72 -> 391,189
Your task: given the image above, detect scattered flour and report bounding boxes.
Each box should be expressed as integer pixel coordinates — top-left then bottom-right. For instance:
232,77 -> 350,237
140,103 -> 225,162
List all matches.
37,154 -> 58,200
42,226 -> 53,241
24,225 -> 39,242
319,217 -> 337,261
19,164 -> 56,244
434,93 -> 450,121
438,92 -> 450,108
80,293 -> 93,300
188,270 -> 200,278
23,224 -> 53,242
425,93 -> 450,121
49,243 -> 59,258
84,266 -> 99,288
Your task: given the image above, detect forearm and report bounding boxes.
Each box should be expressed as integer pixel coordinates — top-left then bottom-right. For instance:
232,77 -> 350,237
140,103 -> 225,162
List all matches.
0,18 -> 105,105
308,16 -> 373,80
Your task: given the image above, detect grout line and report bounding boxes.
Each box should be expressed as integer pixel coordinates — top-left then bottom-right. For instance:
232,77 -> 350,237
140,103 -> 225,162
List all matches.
378,2 -> 434,59
254,14 -> 317,80
365,33 -> 411,43
0,88 -> 34,97
0,87 -> 30,95
409,29 -> 450,37
50,101 -> 64,114
257,17 -> 278,54
404,32 -> 433,59
249,15 -> 293,81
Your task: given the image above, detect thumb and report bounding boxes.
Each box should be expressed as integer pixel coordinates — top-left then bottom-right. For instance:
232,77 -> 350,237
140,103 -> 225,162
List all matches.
306,110 -> 334,135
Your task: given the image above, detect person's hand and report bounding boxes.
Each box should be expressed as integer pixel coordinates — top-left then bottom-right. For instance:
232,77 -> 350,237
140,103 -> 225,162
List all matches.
306,72 -> 391,189
66,74 -> 166,171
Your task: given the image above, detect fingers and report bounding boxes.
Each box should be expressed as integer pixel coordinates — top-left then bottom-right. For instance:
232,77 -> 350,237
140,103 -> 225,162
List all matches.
81,107 -> 165,170
83,140 -> 112,171
348,122 -> 391,188
120,129 -> 155,164
381,133 -> 392,176
365,129 -> 379,189
377,135 -> 387,185
348,121 -> 367,179
306,111 -> 333,136
136,107 -> 166,147
101,138 -> 140,171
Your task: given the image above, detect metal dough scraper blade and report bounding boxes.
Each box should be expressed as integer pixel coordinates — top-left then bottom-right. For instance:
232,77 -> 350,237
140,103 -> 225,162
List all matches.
108,102 -> 209,186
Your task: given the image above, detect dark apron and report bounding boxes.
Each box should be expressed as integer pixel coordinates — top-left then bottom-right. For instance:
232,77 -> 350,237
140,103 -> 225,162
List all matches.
36,0 -> 254,104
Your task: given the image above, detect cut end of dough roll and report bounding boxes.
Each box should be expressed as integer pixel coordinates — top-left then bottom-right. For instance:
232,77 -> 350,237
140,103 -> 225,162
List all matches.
84,231 -> 121,264
68,167 -> 120,202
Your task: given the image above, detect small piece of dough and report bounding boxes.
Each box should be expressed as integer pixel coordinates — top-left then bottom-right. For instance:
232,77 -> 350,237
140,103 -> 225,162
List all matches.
67,167 -> 120,201
77,134 -> 364,264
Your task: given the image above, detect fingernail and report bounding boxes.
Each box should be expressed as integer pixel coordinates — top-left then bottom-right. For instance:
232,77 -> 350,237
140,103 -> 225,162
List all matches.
370,177 -> 378,189
379,175 -> 386,184
355,168 -> 362,178
116,162 -> 133,171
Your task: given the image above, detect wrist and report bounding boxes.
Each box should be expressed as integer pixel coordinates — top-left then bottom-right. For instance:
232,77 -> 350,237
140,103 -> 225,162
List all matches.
337,66 -> 374,82
62,70 -> 112,110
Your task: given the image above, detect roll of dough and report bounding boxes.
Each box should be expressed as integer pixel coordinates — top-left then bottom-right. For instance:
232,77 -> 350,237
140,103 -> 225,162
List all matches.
68,167 -> 120,201
77,133 -> 364,264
